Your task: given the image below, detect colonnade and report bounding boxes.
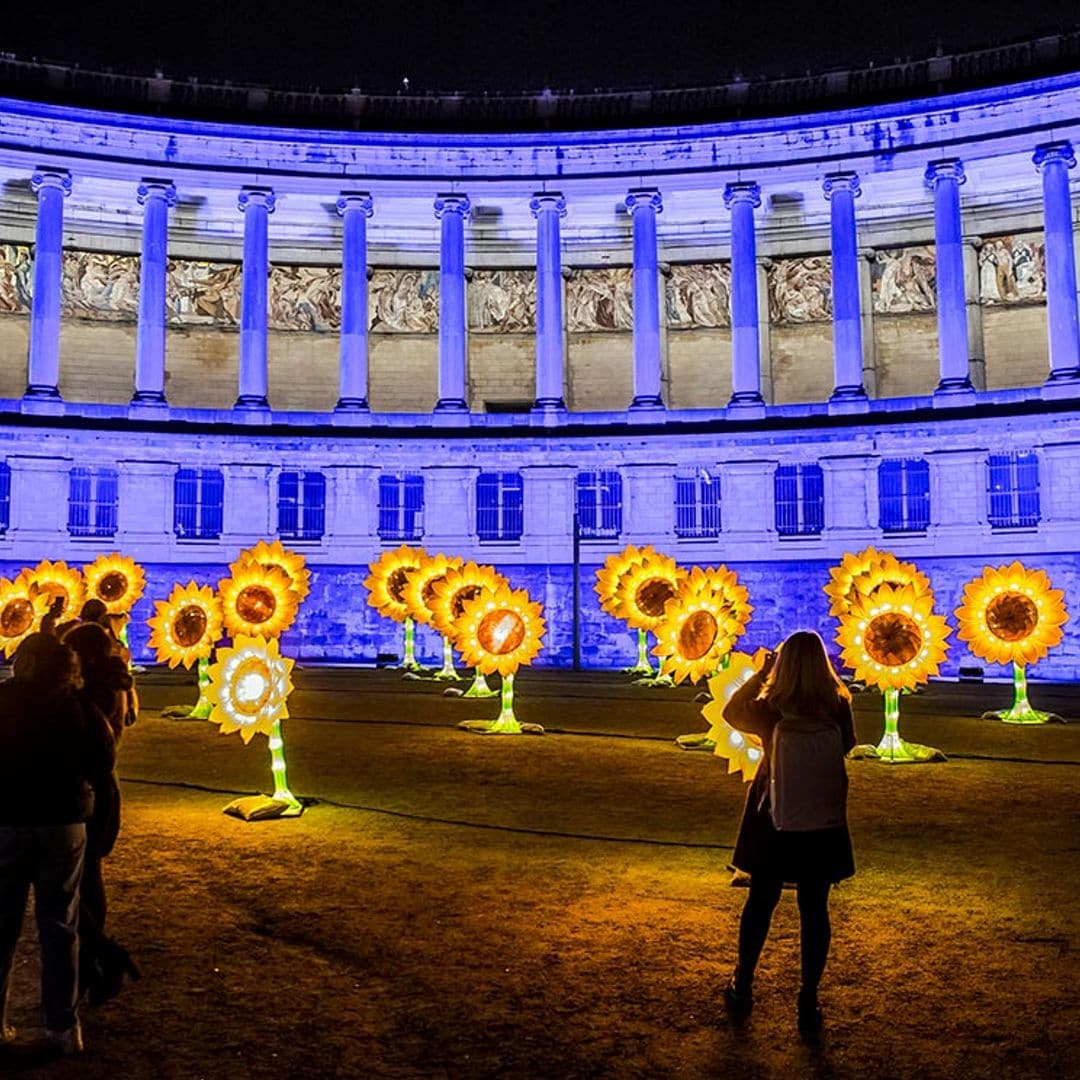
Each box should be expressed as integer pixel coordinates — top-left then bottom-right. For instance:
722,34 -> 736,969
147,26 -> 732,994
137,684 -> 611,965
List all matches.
20,145 -> 1080,414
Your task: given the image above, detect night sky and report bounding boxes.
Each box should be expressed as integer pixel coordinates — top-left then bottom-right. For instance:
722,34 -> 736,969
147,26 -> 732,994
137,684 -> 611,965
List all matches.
3,1 -> 1079,93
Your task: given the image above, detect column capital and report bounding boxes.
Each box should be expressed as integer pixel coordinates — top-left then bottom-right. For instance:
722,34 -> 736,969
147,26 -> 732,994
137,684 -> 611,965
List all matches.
962,234 -> 983,250
822,171 -> 861,200
723,181 -> 761,210
625,187 -> 663,215
336,191 -> 374,217
1034,140 -> 1076,172
434,192 -> 471,219
30,169 -> 72,197
530,192 -> 567,218
238,186 -> 276,214
137,179 -> 177,207
924,159 -> 966,189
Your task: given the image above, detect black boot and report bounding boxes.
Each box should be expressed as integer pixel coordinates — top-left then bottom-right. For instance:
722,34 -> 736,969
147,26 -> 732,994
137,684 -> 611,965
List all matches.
797,988 -> 823,1038
723,967 -> 754,1021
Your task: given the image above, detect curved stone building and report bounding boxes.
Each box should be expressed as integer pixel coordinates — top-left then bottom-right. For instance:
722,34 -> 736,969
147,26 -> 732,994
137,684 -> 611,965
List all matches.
0,58 -> 1077,675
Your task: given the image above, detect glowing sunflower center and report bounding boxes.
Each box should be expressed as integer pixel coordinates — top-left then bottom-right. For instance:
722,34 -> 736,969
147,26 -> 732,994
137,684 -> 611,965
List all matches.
477,610 -> 526,655
236,585 -> 277,625
1,599 -> 34,637
986,592 -> 1039,642
388,567 -> 417,603
98,571 -> 128,602
678,610 -> 718,660
865,612 -> 921,666
452,585 -> 483,618
174,605 -> 208,648
636,579 -> 675,618
232,659 -> 272,716
422,576 -> 446,606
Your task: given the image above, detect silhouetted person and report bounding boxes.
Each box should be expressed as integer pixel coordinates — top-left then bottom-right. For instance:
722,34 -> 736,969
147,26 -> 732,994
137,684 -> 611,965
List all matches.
0,634 -> 113,1056
722,630 -> 856,1037
78,599 -> 108,627
63,624 -> 139,1004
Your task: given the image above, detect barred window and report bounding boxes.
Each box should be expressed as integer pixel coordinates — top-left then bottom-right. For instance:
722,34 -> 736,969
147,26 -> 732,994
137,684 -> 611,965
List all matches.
0,462 -> 9,535
174,468 -> 224,540
576,470 -> 623,539
774,463 -> 824,537
674,469 -> 722,539
379,473 -> 424,542
278,471 -> 326,541
987,452 -> 1040,528
878,459 -> 930,533
68,466 -> 118,538
477,471 -> 524,542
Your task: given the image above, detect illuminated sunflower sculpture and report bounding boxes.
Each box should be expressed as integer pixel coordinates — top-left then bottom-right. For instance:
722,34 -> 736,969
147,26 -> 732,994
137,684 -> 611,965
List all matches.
594,545 -> 658,674
83,553 -> 146,616
653,568 -> 743,687
430,562 -> 508,698
219,564 -> 299,640
206,634 -> 301,818
231,540 -> 311,604
837,584 -> 951,763
148,582 -> 225,718
23,560 -> 85,624
955,563 -> 1069,724
364,545 -> 430,670
698,650 -> 768,779
614,553 -> 686,686
0,576 -> 50,657
455,585 -> 545,735
824,546 -> 931,618
402,553 -> 465,680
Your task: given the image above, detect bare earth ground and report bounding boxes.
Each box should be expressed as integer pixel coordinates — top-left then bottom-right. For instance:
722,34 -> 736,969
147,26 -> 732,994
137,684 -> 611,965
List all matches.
1,669 -> 1078,1080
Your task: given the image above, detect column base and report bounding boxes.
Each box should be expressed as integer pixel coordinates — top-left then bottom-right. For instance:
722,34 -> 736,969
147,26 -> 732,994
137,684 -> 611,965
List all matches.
23,383 -> 61,400
530,399 -> 566,427
1043,367 -> 1080,398
727,390 -> 765,407
234,394 -> 271,410
628,394 -> 665,411
828,386 -> 870,414
433,397 -> 469,413
131,390 -> 167,406
532,397 -> 566,411
932,377 -> 976,406
334,397 -> 370,412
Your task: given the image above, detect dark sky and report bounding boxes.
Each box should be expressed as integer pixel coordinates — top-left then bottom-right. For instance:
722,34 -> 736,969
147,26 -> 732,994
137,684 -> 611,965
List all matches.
4,1 -> 1079,93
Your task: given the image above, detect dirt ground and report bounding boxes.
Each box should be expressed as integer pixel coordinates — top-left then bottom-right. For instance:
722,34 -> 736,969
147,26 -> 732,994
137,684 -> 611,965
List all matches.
1,668 -> 1078,1080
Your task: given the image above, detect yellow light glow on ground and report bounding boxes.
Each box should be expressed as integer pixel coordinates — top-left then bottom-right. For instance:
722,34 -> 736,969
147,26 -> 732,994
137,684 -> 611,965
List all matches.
147,581 -> 224,668
455,585 -> 545,677
955,561 -> 1068,667
83,553 -> 147,614
218,564 -> 299,640
205,634 -> 294,743
231,540 -> 312,604
22,560 -> 85,622
364,545 -> 430,623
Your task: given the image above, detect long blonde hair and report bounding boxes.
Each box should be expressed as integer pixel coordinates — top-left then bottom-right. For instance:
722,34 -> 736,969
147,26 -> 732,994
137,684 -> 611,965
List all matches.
763,630 -> 850,716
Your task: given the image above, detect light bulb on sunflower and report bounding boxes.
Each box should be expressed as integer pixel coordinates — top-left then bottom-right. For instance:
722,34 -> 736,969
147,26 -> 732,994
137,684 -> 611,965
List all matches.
205,634 -> 301,818
824,546 -> 931,618
218,564 -> 299,641
696,650 -> 769,778
614,553 -> 686,687
594,544 -> 658,674
22,560 -> 85,624
230,539 -> 311,604
837,584 -> 951,763
455,585 -> 545,735
364,545 -> 430,670
430,562 -> 507,698
148,582 -> 224,718
0,575 -> 51,657
401,552 -> 465,681
955,562 -> 1069,724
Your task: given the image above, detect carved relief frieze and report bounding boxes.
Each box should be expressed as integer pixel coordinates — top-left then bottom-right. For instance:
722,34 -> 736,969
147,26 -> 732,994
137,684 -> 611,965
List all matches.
61,251 -> 140,321
468,270 -> 535,332
166,259 -> 241,327
666,262 -> 731,329
871,245 -> 936,314
269,265 -> 342,331
369,268 -> 439,333
978,233 -> 1046,304
566,268 -> 633,332
0,244 -> 33,313
767,256 -> 832,323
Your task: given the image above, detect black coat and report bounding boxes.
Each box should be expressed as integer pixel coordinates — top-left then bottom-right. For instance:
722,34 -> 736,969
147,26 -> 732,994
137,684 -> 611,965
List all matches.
724,674 -> 857,883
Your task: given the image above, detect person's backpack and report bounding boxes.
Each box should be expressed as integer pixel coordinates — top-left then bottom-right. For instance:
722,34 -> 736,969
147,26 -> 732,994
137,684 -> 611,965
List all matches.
768,714 -> 848,832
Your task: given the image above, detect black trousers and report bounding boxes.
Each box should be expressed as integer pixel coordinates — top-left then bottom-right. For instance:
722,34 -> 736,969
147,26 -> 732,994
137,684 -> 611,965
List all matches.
736,874 -> 832,994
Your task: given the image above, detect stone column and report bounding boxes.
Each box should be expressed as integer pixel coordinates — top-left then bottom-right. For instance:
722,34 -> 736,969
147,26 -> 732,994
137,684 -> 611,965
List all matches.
132,179 -> 177,405
858,248 -> 879,396
434,193 -> 470,413
25,169 -> 72,400
925,160 -> 973,395
236,187 -> 275,410
823,172 -> 868,403
625,188 -> 664,410
530,192 -> 567,412
1034,141 -> 1080,385
962,236 -> 986,390
724,181 -> 765,407
335,192 -> 374,411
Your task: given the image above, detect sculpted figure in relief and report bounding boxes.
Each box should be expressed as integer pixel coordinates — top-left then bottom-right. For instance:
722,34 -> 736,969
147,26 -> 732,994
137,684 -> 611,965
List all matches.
871,246 -> 936,314
666,263 -> 731,329
979,234 -> 1046,304
468,270 -> 536,332
767,257 -> 832,323
369,269 -> 439,333
166,260 -> 241,326
567,268 -> 633,332
269,265 -> 342,332
0,245 -> 33,313
61,252 -> 140,321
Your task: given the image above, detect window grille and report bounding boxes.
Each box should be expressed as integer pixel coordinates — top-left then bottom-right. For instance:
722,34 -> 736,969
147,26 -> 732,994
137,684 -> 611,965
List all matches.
68,466 -> 118,538
878,459 -> 930,533
378,473 -> 425,541
987,452 -> 1040,528
674,469 -> 722,538
774,463 -> 824,537
476,471 -> 524,542
277,471 -> 327,541
174,468 -> 224,540
576,470 -> 623,538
